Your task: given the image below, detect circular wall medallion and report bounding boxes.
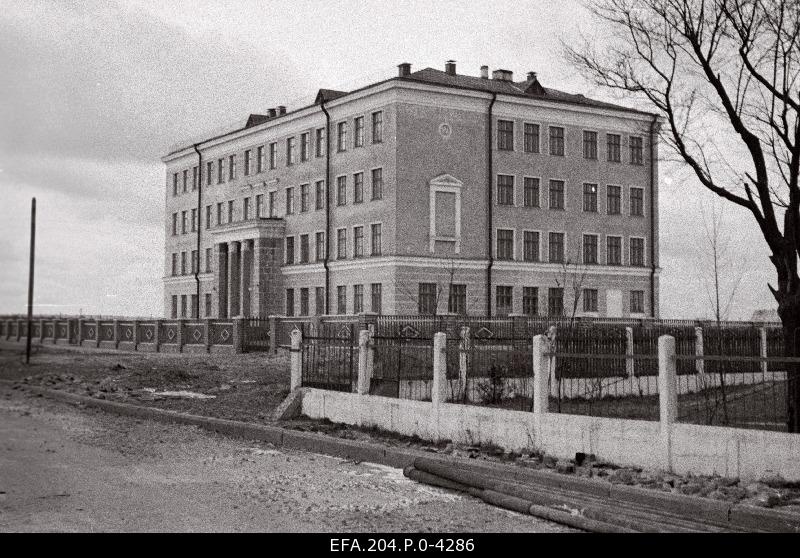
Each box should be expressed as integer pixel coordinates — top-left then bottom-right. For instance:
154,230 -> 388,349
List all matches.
438,122 -> 452,139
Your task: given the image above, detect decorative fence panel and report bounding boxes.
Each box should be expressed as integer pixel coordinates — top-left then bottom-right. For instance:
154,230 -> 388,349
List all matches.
209,321 -> 234,346
301,322 -> 356,392
183,321 -> 207,346
242,318 -> 270,352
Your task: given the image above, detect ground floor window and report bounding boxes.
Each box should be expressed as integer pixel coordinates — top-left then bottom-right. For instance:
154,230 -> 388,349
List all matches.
523,287 -> 538,316
337,286 -> 347,314
353,284 -> 364,314
205,293 -> 212,317
583,288 -> 598,312
548,288 -> 564,316
418,283 -> 437,315
448,284 -> 466,315
171,295 -> 178,319
495,286 -> 513,317
191,294 -> 199,319
300,288 -> 309,316
286,288 -> 295,317
180,295 -> 187,318
371,283 -> 382,314
631,290 -> 645,314
315,287 -> 325,315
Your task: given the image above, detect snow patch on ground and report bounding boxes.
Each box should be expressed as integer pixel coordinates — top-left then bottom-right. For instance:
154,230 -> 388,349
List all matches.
141,388 -> 216,399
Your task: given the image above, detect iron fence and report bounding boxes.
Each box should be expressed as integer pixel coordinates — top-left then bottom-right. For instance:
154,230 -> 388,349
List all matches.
370,327 -> 435,400
242,318 -> 271,352
300,322 -> 356,392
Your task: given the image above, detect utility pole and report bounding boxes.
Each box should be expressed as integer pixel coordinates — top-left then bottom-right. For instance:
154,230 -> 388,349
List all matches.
25,198 -> 36,364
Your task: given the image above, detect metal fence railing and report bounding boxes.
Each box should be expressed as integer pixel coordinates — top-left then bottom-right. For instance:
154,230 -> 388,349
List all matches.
242,318 -> 271,352
300,322 -> 356,392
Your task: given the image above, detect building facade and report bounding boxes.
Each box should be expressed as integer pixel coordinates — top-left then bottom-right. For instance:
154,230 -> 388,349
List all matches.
162,61 -> 660,319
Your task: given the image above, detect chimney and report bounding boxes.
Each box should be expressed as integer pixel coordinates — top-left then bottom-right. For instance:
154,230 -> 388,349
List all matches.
398,62 -> 411,77
277,105 -> 286,115
480,65 -> 489,79
492,69 -> 513,82
527,71 -> 537,81
445,60 -> 456,76
268,108 -> 277,117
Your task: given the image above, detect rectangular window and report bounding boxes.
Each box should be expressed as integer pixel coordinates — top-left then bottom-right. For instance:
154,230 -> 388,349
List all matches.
630,136 -> 644,165
300,184 -> 309,212
191,208 -> 197,231
191,294 -> 199,319
497,229 -> 514,260
181,211 -> 187,234
336,176 -> 347,205
353,226 -> 364,258
353,284 -> 364,314
256,145 -> 264,173
524,123 -> 540,153
180,295 -> 187,318
607,236 -> 622,265
315,232 -> 325,261
315,287 -> 325,316
371,283 -> 382,314
607,185 -> 621,214
182,169 -> 188,193
370,223 -> 382,256
300,234 -> 309,263
583,131 -> 598,159
523,287 -> 539,316
498,119 -> 514,150
300,288 -> 309,316
630,237 -> 645,266
523,231 -> 540,262
172,173 -> 178,196
631,290 -> 645,313
205,247 -> 212,273
192,166 -> 198,190
447,284 -> 466,315
228,154 -> 236,180
191,249 -> 198,274
315,127 -> 326,157
244,149 -> 251,176
549,232 -> 565,263
300,132 -> 310,162
418,283 -> 437,315
206,161 -> 213,186
583,289 -> 598,312
269,142 -> 277,169
205,205 -> 211,229
371,111 -> 383,144
171,295 -> 178,319
549,180 -> 565,210
371,168 -> 383,200
354,116 -> 364,148
548,288 -> 564,316
630,187 -> 644,216
228,200 -> 234,223
549,126 -> 565,156
181,251 -> 187,275
337,228 -> 347,259
242,197 -> 250,221
337,121 -> 347,152
286,137 -> 296,166
268,191 -> 276,217
607,133 -> 621,162
255,194 -> 263,218
583,183 -> 598,212
583,234 -> 598,265
205,293 -> 212,318
216,202 -> 223,225
337,286 -> 347,314
285,187 -> 294,215
315,180 -> 325,210
285,236 -> 295,265
171,253 -> 177,276
497,174 -> 514,205
523,177 -> 540,207
286,289 -> 295,317
171,213 -> 177,236
496,286 -> 513,317
216,158 -> 224,184
353,172 -> 364,203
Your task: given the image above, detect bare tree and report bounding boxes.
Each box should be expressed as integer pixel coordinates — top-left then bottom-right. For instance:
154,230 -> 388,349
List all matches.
393,257 -> 481,317
566,0 -> 800,431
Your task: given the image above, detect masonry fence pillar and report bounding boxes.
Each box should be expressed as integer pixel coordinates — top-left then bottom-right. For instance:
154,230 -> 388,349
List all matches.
431,332 -> 448,404
131,320 -> 139,351
5,319 -> 9,340
154,319 -> 162,352
204,318 -> 212,352
94,320 -> 101,348
176,319 -> 185,352
232,317 -> 244,353
658,335 -> 677,472
625,326 -> 635,378
113,319 -> 120,349
532,334 -> 551,415
39,318 -> 45,344
269,316 -> 278,355
289,328 -> 303,391
759,327 -> 768,375
695,326 -> 705,376
458,326 -> 470,401
357,329 -> 373,395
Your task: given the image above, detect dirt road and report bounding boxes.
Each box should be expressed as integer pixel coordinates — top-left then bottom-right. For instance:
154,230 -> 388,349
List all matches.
0,387 -> 573,532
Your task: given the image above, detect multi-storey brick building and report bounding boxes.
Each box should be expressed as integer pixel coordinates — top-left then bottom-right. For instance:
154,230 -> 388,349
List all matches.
162,61 -> 660,319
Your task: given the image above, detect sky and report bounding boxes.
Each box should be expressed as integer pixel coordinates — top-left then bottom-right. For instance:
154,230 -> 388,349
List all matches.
0,0 -> 778,319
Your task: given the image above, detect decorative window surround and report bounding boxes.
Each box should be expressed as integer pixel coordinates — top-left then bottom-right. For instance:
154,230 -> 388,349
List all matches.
428,174 -> 462,254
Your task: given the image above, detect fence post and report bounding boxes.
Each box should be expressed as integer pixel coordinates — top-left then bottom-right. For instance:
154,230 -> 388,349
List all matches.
232,317 -> 244,353
431,332 -> 447,404
177,319 -> 185,352
459,326 -> 470,401
16,319 -> 22,342
658,335 -> 677,471
269,315 -> 278,355
532,334 -> 550,415
695,326 -> 705,375
290,328 -> 303,391
132,319 -> 139,351
39,318 -> 45,344
95,321 -> 101,348
759,327 -> 768,375
154,319 -> 162,352
204,318 -> 212,352
625,326 -> 635,378
357,329 -> 372,395
113,319 -> 120,349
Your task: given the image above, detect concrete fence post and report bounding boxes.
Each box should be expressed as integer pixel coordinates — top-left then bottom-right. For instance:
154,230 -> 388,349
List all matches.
532,334 -> 551,415
269,315 -> 278,355
658,334 -> 677,471
289,328 -> 303,391
760,327 -> 768,374
177,319 -> 185,352
357,329 -> 372,395
77,319 -> 84,345
154,319 -> 162,352
625,326 -> 635,377
232,317 -> 244,353
431,332 -> 448,404
113,319 -> 120,349
94,321 -> 101,348
131,320 -> 139,351
695,326 -> 705,376
39,318 -> 45,344
204,318 -> 212,352
459,326 -> 470,401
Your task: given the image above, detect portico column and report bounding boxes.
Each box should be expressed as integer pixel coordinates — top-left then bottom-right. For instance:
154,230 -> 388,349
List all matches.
241,239 -> 253,318
228,241 -> 241,317
217,243 -> 229,318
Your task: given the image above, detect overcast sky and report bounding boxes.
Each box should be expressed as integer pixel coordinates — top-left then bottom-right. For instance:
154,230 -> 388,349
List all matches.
0,0 -> 777,319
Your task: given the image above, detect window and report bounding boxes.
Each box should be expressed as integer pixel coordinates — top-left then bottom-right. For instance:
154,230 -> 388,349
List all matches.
315,127 -> 325,157
353,226 -> 364,258
337,286 -> 347,314
498,119 -> 514,150
371,111 -> 383,144
244,149 -> 251,176
228,200 -> 234,223
548,288 -> 564,316
315,180 -> 325,210
285,236 -> 295,265
523,231 -> 540,262
191,208 -> 197,231
181,211 -> 187,234
583,289 -> 598,312
607,133 -> 621,162
192,294 -> 199,319
206,161 -> 213,186
242,198 -> 250,221
269,142 -> 277,169
631,187 -> 644,216
371,283 -> 382,314
607,236 -> 622,265
182,169 -> 188,193
607,185 -> 621,215
300,184 -> 309,212
285,187 -> 295,215
315,287 -> 325,315
180,295 -> 187,318
228,154 -> 236,180
268,191 -> 276,217
337,228 -> 347,259
418,283 -> 437,315
286,289 -> 295,317
370,223 -> 382,256
181,251 -> 187,275
300,288 -> 309,316
497,229 -> 514,260
496,286 -> 513,317
497,174 -> 514,205
549,232 -> 565,263
191,249 -> 198,273
300,132 -> 310,162
171,253 -> 177,276
216,203 -> 223,225
205,293 -> 212,318
371,168 -> 383,200
172,173 -> 178,196
448,284 -> 467,315
523,287 -> 539,316
583,183 -> 598,212
549,179 -> 565,210
354,116 -> 364,148
353,284 -> 364,314
353,172 -> 364,203
255,194 -> 263,218
630,238 -> 645,266
336,176 -> 347,205
256,145 -> 264,173
171,295 -> 178,319
583,234 -> 598,264
315,232 -> 325,261
631,290 -> 645,313
300,234 -> 309,263
286,137 -> 296,166
205,205 -> 211,229
171,213 -> 177,236
523,177 -> 540,207
337,121 -> 348,152
549,126 -> 565,156
630,136 -> 644,165
205,248 -> 212,273
192,166 -> 198,190
583,131 -> 598,159
217,158 -> 225,184
524,123 -> 540,153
